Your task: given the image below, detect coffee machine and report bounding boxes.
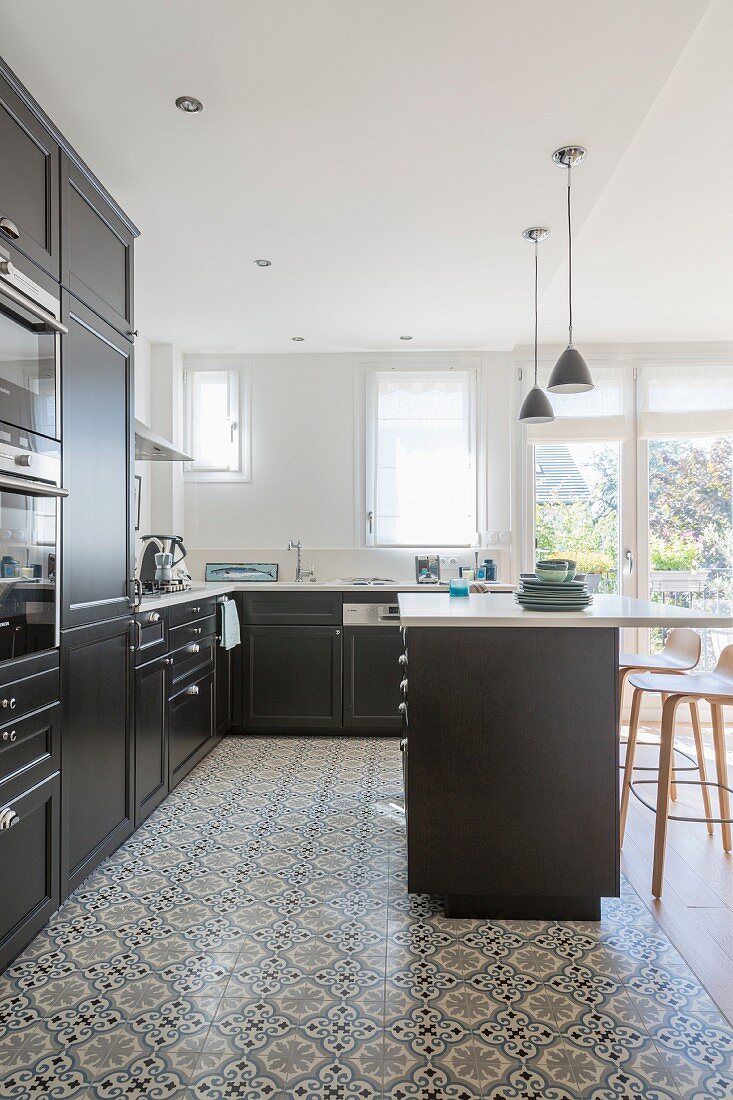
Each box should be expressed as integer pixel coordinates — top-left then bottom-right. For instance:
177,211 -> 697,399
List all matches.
136,535 -> 192,593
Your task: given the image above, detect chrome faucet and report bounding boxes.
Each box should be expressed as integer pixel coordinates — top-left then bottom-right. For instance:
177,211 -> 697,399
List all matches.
288,539 -> 315,583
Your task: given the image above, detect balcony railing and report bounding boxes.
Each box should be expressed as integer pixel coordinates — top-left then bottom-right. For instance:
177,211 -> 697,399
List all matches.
649,567 -> 733,666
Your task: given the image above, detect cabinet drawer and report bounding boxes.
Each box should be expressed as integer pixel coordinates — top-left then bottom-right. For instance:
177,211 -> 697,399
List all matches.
168,598 -> 217,629
62,157 -> 134,337
0,769 -> 60,972
169,615 -> 216,653
0,703 -> 59,786
0,667 -> 59,722
133,609 -> 167,667
239,591 -> 342,625
169,668 -> 214,787
169,636 -> 215,687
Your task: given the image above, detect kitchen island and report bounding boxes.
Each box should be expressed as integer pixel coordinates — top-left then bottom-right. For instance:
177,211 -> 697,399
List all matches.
398,592 -> 733,920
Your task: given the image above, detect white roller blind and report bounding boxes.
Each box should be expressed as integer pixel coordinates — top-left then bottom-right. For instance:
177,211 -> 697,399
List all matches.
186,368 -> 239,472
524,364 -> 628,442
639,364 -> 733,438
368,368 -> 476,546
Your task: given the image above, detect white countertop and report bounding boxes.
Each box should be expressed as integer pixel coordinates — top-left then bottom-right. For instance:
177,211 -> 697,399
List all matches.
398,591 -> 733,629
137,580 -> 514,612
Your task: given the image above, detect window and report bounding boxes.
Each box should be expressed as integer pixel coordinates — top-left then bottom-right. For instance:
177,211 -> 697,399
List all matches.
183,358 -> 250,481
365,365 -> 477,546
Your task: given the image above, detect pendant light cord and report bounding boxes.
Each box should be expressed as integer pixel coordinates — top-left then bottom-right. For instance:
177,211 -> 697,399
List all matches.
533,239 -> 539,385
567,163 -> 573,347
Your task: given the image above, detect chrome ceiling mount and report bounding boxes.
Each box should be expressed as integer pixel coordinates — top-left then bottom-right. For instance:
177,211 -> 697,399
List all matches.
522,227 -> 551,244
552,145 -> 587,169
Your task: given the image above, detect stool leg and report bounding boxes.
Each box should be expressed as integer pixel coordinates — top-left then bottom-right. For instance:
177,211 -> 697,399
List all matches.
711,704 -> 732,853
619,667 -> 631,739
620,686 -> 642,846
690,700 -> 713,836
661,693 -> 678,801
652,694 -> 680,899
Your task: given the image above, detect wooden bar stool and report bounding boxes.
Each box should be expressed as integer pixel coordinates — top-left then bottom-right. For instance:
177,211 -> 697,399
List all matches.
620,644 -> 733,898
619,628 -> 702,800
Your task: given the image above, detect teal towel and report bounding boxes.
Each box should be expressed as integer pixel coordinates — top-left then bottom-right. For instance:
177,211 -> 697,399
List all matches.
220,598 -> 241,650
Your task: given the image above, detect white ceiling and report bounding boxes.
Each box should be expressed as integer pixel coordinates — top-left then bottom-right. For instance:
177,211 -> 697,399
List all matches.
2,0 -> 727,352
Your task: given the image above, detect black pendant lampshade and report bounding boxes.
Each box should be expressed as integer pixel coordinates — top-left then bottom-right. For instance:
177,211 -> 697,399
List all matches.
518,227 -> 554,425
548,146 -> 594,394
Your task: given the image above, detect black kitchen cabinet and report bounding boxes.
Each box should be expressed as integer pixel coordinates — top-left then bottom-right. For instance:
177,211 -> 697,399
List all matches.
61,155 -> 135,338
61,295 -> 133,629
134,654 -> 168,826
0,769 -> 60,972
61,617 -> 133,898
216,644 -> 232,735
169,667 -> 215,788
0,70 -> 59,278
242,625 -> 342,730
343,626 -> 403,731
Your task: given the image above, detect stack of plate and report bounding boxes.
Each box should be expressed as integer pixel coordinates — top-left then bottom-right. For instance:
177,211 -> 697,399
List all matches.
516,573 -> 593,612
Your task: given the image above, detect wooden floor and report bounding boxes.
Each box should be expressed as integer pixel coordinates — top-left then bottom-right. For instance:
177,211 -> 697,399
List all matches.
621,717 -> 733,1025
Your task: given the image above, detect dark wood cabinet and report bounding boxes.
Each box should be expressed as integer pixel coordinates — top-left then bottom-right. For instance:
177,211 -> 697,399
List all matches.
238,591 -> 342,626
0,71 -> 59,278
61,156 -> 135,338
61,296 -> 133,629
242,625 -> 342,730
0,769 -> 60,971
61,617 -> 133,898
216,644 -> 232,735
169,667 -> 215,788
343,627 -> 403,731
134,655 -> 169,826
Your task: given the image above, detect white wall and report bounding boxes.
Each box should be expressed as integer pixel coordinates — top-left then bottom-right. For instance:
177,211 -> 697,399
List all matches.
133,337 -> 152,559
144,348 -> 517,583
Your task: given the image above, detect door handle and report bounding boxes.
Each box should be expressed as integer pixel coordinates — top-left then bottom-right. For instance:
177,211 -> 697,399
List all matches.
625,549 -> 634,575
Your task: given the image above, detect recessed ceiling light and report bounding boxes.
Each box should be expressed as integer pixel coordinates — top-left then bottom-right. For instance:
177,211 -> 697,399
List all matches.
254,259 -> 272,267
175,95 -> 203,113
291,336 -> 305,342
399,335 -> 413,341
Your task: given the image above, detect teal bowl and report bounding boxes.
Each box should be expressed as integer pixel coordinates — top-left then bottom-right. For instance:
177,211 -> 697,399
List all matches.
535,560 -> 568,584
562,559 -> 577,583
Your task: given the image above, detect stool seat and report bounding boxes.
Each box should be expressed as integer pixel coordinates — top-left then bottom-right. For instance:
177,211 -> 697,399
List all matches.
628,669 -> 733,702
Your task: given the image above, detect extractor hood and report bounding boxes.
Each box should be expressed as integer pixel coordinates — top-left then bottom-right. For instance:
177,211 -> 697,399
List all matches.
134,419 -> 192,462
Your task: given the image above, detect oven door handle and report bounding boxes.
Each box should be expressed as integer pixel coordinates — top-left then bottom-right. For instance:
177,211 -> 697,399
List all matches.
0,281 -> 68,334
0,474 -> 69,498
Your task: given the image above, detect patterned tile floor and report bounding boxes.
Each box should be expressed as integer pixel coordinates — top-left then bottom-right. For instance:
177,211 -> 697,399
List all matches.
1,736 -> 733,1099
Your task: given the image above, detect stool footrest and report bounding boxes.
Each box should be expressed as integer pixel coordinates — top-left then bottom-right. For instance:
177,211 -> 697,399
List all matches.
629,778 -> 733,825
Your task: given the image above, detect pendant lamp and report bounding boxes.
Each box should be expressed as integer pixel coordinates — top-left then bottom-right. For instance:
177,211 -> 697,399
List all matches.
518,227 -> 554,424
547,146 -> 594,394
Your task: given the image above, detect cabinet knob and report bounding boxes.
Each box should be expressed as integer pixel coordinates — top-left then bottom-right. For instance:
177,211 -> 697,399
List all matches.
192,606 -> 200,613
192,627 -> 203,635
398,653 -> 408,667
2,730 -> 16,742
398,701 -> 407,714
0,217 -> 20,241
0,806 -> 19,829
149,612 -> 161,623
186,684 -> 200,695
164,657 -> 173,666
399,738 -> 407,752
335,629 -> 341,636
400,678 -> 408,694
1,698 -> 16,710
188,643 -> 200,654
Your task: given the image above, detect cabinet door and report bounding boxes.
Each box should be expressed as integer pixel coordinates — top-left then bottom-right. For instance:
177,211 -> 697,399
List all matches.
0,770 -> 60,971
242,626 -> 342,730
134,656 -> 168,826
343,627 -> 403,731
0,73 -> 59,277
61,617 -> 132,898
169,669 -> 214,788
61,296 -> 133,629
216,645 -> 232,735
61,156 -> 134,338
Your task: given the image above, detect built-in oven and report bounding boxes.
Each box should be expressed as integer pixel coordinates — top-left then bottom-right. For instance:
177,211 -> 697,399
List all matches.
0,424 -> 67,659
0,245 -> 66,441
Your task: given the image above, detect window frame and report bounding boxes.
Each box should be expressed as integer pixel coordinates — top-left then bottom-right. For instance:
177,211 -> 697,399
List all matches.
182,355 -> 252,483
360,358 -> 482,548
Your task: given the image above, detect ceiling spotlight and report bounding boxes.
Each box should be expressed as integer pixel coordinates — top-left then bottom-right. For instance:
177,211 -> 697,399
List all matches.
291,336 -> 305,342
254,259 -> 272,267
399,335 -> 413,341
175,95 -> 203,113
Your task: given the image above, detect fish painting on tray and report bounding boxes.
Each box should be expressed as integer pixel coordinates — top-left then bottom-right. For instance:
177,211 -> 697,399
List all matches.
205,562 -> 278,582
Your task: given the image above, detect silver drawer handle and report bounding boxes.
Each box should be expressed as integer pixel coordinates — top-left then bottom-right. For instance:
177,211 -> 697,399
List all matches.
188,643 -> 200,654
1,698 -> 16,710
399,738 -> 407,752
186,684 -> 200,695
192,627 -> 203,635
398,701 -> 407,714
400,678 -> 408,693
0,217 -> 19,240
192,606 -> 201,613
1,730 -> 16,742
149,612 -> 161,623
398,653 -> 408,667
0,806 -> 19,829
